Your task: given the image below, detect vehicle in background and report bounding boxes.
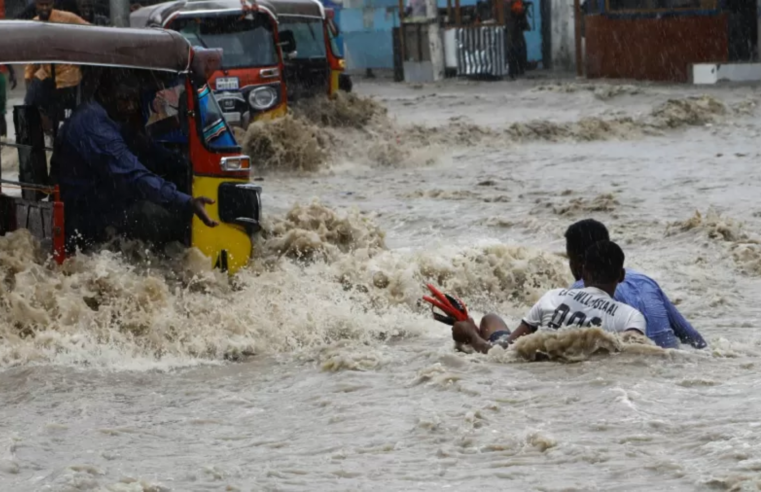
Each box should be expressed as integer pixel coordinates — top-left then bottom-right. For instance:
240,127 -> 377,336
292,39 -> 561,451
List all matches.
131,0 -> 351,129
131,0 -> 286,128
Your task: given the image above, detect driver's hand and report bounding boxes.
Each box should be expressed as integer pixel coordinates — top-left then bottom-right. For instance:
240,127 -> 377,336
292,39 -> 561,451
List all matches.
190,196 -> 219,227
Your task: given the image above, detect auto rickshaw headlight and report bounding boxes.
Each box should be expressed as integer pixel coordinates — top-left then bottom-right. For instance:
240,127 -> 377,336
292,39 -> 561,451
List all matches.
249,86 -> 278,110
220,155 -> 251,172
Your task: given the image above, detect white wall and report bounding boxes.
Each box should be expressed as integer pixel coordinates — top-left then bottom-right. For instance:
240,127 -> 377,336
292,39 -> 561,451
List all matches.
550,0 -> 576,71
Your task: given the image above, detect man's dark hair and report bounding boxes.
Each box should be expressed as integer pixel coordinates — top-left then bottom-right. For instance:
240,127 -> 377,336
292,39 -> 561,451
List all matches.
583,240 -> 625,284
565,219 -> 610,260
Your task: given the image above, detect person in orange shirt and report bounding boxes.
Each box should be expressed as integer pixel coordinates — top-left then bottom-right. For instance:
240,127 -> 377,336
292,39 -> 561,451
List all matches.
24,0 -> 89,129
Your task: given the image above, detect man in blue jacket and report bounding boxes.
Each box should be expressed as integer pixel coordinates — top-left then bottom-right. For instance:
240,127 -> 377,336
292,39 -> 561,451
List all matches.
565,219 -> 707,349
54,72 -> 218,251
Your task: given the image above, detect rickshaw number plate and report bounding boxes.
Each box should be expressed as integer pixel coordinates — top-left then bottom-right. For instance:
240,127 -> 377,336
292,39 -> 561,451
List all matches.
216,77 -> 240,91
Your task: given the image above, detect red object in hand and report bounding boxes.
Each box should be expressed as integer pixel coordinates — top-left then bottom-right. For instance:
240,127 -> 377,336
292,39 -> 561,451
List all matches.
422,284 -> 469,326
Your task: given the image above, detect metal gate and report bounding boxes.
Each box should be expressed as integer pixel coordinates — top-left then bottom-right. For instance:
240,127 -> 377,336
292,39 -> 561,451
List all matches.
455,26 -> 507,77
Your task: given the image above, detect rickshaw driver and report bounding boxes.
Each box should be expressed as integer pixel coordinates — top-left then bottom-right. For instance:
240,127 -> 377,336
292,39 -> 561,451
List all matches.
53,72 -> 219,250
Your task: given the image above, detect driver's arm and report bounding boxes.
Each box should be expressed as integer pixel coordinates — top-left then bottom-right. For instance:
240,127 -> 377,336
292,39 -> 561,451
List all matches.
75,115 -> 193,210
82,114 -> 218,227
123,127 -> 187,176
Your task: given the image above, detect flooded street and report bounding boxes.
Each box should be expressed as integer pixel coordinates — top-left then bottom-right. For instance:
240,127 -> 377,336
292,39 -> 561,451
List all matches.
4,77 -> 761,491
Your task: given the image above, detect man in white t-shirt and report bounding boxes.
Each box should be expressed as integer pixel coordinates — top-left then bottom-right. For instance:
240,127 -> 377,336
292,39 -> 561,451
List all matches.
452,241 -> 646,354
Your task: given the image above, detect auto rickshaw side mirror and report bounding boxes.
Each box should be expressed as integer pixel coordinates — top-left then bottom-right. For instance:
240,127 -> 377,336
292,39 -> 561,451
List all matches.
279,30 -> 297,58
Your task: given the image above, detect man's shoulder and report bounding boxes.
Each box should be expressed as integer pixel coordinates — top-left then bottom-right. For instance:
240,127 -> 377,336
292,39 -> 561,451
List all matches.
542,287 -> 567,299
67,102 -> 118,138
533,288 -> 566,308
621,269 -> 663,292
70,102 -> 104,122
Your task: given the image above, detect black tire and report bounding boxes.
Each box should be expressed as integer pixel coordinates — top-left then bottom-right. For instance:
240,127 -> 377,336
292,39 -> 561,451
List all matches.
338,73 -> 353,93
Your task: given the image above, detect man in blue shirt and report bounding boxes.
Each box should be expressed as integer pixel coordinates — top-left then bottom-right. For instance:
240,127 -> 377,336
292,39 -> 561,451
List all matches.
53,71 -> 218,250
565,219 -> 707,349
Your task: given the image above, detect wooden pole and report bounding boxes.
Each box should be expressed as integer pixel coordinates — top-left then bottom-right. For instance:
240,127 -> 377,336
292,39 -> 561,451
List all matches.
574,0 -> 583,76
455,0 -> 461,26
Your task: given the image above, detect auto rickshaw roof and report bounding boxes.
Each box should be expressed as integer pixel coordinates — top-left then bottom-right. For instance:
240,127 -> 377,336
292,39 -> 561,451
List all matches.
130,0 -> 324,27
258,0 -> 324,19
0,21 -> 192,72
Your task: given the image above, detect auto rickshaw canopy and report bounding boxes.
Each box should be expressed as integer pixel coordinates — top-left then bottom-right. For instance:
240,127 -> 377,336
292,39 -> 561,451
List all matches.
130,0 -> 324,27
0,21 -> 196,73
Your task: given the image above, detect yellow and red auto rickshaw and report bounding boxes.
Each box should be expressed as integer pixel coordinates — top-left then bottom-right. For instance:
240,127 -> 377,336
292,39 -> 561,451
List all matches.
0,21 -> 261,274
131,0 -> 287,128
131,0 -> 349,128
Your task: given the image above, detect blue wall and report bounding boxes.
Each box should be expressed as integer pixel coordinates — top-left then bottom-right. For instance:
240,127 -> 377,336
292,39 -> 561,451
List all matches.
337,0 -> 544,71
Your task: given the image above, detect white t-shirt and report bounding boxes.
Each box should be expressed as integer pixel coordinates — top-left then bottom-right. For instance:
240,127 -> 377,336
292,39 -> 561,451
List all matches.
523,286 -> 646,335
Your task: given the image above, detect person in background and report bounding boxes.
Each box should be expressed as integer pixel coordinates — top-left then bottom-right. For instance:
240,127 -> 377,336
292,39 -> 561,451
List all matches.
0,65 -> 17,138
16,0 -> 76,19
506,0 -> 529,79
565,219 -> 708,349
76,0 -> 110,25
24,0 -> 89,130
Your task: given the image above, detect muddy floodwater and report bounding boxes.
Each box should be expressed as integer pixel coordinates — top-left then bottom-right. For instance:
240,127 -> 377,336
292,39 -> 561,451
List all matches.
4,77 -> 761,491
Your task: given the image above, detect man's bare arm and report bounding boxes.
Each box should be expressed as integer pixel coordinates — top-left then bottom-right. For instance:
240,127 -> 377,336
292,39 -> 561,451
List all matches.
503,321 -> 537,346
452,319 -> 538,354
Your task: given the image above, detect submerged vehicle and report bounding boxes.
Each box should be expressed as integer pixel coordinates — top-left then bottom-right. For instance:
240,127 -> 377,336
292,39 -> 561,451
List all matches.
0,21 -> 261,274
130,0 -> 349,128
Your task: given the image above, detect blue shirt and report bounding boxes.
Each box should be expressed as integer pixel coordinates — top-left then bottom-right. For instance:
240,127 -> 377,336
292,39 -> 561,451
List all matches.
55,101 -> 191,243
572,270 -> 707,349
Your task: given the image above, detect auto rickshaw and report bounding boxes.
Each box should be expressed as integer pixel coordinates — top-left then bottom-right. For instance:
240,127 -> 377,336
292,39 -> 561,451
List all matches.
130,0 -> 349,128
131,0 -> 287,128
0,21 -> 261,274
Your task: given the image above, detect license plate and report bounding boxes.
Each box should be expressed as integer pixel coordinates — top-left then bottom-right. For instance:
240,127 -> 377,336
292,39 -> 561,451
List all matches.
216,77 -> 239,91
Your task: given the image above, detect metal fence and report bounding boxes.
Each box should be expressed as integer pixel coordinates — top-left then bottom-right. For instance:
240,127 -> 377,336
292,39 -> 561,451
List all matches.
455,26 -> 507,78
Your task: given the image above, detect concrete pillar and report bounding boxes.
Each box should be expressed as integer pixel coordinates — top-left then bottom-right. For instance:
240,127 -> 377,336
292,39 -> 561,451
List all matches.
550,0 -> 575,71
110,0 -> 130,27
425,0 -> 444,81
757,0 -> 761,60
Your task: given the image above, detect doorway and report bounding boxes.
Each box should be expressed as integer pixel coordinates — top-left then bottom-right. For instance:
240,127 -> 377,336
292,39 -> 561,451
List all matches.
724,0 -> 758,61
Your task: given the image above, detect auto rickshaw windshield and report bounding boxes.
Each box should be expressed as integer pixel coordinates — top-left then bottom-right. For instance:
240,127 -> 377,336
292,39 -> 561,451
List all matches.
279,17 -> 327,59
174,14 -> 279,69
